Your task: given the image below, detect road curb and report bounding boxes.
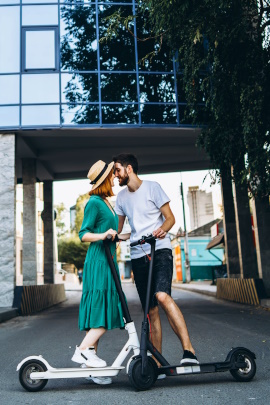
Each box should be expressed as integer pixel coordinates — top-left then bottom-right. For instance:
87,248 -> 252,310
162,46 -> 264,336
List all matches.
260,299 -> 270,309
0,308 -> 18,324
172,283 -> 217,298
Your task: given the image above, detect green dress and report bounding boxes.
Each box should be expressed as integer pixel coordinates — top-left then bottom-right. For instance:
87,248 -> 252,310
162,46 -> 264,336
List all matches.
78,195 -> 125,331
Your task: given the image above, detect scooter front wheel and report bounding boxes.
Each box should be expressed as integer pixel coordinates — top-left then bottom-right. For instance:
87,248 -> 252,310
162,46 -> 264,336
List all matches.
230,349 -> 256,382
19,360 -> 48,392
128,357 -> 158,391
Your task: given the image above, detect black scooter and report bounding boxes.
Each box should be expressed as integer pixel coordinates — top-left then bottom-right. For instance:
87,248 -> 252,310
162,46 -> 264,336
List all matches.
127,234 -> 256,391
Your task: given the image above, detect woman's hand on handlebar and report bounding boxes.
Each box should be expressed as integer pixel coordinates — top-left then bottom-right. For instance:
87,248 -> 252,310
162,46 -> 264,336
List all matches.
152,227 -> 167,239
102,229 -> 117,241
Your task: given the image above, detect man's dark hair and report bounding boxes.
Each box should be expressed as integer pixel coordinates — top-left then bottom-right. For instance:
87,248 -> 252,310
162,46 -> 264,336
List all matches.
113,153 -> 139,174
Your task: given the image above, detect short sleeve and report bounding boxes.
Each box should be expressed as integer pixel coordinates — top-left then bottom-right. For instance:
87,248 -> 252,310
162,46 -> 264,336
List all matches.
115,194 -> 125,216
151,182 -> 170,209
78,198 -> 99,241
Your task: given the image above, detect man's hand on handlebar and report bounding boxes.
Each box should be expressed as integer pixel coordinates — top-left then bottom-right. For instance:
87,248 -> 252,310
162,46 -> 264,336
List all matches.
117,233 -> 131,241
153,227 -> 167,239
130,234 -> 156,247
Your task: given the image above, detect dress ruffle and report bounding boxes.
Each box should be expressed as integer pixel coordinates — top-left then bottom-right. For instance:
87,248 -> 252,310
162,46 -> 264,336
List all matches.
78,288 -> 125,331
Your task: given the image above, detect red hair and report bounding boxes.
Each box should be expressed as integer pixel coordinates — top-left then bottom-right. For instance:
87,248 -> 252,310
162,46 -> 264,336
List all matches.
89,168 -> 114,198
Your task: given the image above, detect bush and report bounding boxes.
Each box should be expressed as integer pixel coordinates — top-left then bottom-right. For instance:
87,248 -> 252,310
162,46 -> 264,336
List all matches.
58,234 -> 89,270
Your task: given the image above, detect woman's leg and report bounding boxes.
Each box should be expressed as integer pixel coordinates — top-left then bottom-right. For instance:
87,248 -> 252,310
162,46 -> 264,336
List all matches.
79,327 -> 106,350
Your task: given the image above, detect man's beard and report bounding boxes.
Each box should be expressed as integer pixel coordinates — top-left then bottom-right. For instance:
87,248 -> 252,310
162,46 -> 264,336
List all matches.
119,170 -> 129,186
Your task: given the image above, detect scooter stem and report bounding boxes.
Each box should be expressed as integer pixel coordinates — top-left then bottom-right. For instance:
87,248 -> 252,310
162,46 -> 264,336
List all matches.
141,239 -> 156,376
103,239 -> 132,324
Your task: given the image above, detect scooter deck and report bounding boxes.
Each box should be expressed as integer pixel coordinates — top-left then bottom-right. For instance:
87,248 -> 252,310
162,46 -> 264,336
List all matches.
31,366 -> 125,380
159,360 -> 247,377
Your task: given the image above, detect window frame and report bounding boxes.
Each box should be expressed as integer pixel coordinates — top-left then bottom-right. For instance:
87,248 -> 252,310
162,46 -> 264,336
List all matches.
21,26 -> 59,73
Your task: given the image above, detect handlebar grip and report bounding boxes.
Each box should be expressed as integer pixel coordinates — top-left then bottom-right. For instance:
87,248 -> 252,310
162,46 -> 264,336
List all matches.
130,234 -> 155,247
106,234 -> 119,242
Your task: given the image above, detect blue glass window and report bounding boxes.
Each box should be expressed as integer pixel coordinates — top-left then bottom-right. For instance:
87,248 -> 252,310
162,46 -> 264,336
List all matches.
0,1 -> 192,129
0,106 -> 19,126
0,6 -> 20,73
22,74 -> 59,103
61,104 -> 99,126
22,27 -> 59,72
22,105 -> 60,126
0,75 -> 19,104
0,0 -> 19,4
140,104 -> 177,125
60,5 -> 97,72
139,74 -> 175,103
101,74 -> 137,102
22,5 -> 58,26
22,0 -> 57,3
102,104 -> 139,124
61,73 -> 99,103
99,5 -> 136,71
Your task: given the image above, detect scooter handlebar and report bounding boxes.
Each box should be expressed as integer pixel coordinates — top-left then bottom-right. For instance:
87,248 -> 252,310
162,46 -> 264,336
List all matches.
130,234 -> 156,247
105,234 -> 119,242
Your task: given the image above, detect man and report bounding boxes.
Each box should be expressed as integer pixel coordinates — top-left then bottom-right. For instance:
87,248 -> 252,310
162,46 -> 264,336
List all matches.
113,153 -> 198,366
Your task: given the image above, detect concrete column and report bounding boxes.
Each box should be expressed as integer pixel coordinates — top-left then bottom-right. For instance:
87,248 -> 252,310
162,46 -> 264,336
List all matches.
22,159 -> 37,285
221,174 -> 241,277
0,134 -> 16,307
252,196 -> 270,296
232,180 -> 258,279
43,181 -> 55,284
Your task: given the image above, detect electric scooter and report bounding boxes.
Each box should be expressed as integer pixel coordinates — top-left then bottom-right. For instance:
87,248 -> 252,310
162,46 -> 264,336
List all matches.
127,234 -> 257,391
17,236 -> 140,392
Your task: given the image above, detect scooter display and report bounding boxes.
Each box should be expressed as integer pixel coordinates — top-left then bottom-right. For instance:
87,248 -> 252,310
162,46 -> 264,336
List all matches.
127,234 -> 257,391
17,236 -> 140,392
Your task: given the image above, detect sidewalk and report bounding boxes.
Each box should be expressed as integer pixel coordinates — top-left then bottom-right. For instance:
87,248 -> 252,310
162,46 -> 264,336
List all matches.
172,280 -> 217,297
172,280 -> 270,308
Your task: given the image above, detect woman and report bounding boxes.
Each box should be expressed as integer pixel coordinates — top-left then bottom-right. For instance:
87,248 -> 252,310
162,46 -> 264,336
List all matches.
71,160 -> 125,385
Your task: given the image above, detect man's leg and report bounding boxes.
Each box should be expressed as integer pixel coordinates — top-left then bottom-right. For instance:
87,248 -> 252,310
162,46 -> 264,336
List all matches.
156,292 -> 195,354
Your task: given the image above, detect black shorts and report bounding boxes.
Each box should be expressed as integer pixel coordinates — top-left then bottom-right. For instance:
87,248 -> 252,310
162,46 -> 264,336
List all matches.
131,248 -> 173,310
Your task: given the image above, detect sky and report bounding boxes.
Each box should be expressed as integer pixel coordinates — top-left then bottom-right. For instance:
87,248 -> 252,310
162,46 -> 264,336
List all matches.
53,170 -> 222,234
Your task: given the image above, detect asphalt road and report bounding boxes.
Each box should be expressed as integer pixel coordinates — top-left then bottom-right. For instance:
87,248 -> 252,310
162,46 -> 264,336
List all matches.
0,283 -> 269,405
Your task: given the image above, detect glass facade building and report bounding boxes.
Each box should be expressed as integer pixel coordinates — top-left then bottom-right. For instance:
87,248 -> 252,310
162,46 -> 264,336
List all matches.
0,0 -> 190,129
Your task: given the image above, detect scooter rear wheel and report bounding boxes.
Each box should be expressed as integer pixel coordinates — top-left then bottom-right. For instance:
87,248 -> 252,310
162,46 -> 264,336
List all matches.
19,360 -> 48,392
128,357 -> 158,391
230,349 -> 256,382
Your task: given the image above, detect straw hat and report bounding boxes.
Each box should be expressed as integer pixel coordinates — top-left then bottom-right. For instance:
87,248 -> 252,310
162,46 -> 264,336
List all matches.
87,160 -> 114,190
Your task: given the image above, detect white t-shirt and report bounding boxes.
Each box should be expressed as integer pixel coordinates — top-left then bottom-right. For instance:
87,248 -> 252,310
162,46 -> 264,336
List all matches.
115,180 -> 172,259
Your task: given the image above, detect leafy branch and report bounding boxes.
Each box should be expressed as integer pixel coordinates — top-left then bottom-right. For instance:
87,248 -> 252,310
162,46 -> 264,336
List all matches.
99,7 -> 168,65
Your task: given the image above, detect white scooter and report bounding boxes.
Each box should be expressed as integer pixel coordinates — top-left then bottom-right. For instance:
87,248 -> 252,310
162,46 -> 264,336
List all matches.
17,236 -> 140,392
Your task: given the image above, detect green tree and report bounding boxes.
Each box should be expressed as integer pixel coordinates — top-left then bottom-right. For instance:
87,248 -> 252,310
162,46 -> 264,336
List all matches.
74,193 -> 89,234
58,234 -> 89,270
55,202 -> 68,237
140,0 -> 270,197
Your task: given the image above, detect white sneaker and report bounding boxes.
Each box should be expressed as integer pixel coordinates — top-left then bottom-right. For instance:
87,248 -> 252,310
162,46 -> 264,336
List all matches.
85,376 -> 112,385
157,373 -> 166,380
71,346 -> 107,368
